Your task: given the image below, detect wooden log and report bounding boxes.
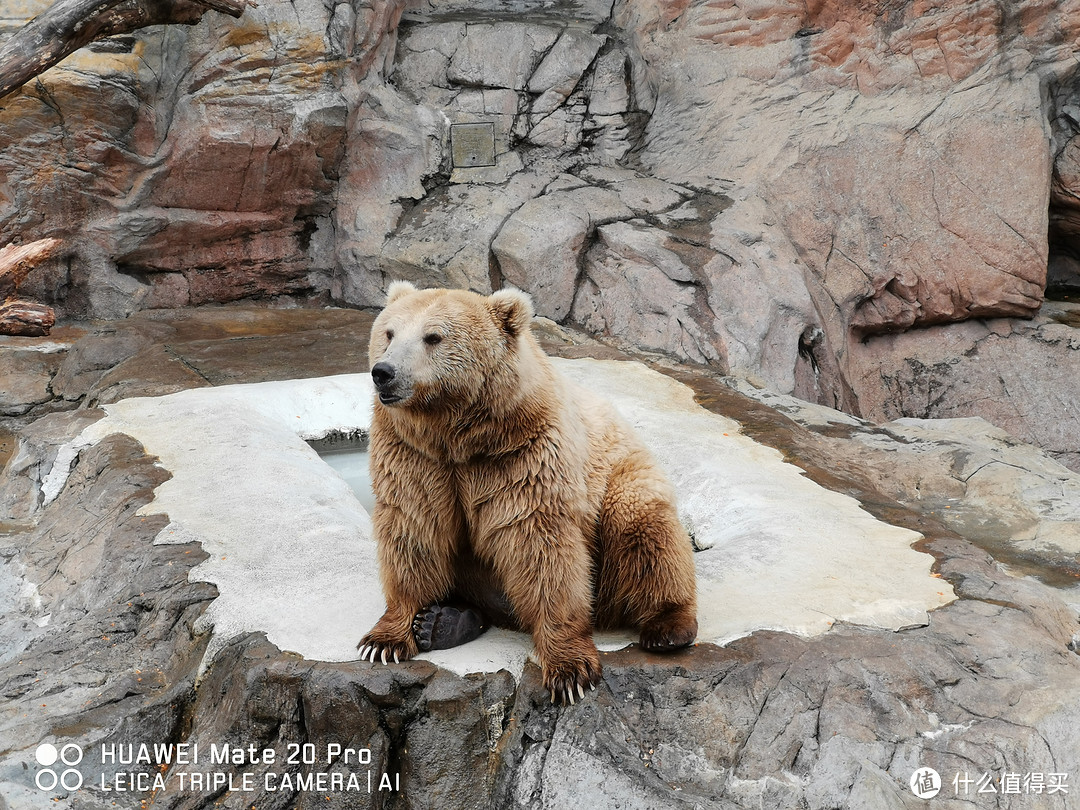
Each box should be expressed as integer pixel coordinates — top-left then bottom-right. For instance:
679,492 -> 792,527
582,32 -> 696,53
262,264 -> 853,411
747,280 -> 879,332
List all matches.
0,299 -> 56,337
0,237 -> 62,299
0,0 -> 255,101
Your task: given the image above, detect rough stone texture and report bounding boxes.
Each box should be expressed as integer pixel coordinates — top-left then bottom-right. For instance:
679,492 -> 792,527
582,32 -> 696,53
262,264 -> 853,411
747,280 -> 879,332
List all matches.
725,373 -> 1080,588
381,172 -> 553,294
621,0 -> 1074,337
608,0 -> 1080,454
0,433 -> 216,808
0,408 -> 102,523
0,0 -> 388,318
0,348 -> 61,416
849,303 -> 1080,472
447,23 -> 560,90
493,186 -> 630,320
0,308 -> 377,454
2,311 -> 1080,809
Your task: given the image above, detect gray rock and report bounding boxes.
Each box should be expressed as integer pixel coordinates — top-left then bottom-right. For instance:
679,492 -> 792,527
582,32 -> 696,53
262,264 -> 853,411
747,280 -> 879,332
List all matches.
393,21 -> 463,100
50,330 -> 149,402
557,188 -> 820,395
382,172 -> 553,293
0,409 -> 103,522
587,48 -> 631,116
492,186 -> 631,320
611,177 -> 690,215
447,23 -> 560,91
572,220 -> 722,365
862,415 -> 1080,583
587,113 -> 634,165
492,197 -> 590,321
0,349 -> 61,416
0,434 -> 214,803
702,195 -> 820,396
848,310 -> 1080,473
525,98 -> 588,151
528,30 -> 606,96
402,0 -> 614,25
595,220 -> 697,283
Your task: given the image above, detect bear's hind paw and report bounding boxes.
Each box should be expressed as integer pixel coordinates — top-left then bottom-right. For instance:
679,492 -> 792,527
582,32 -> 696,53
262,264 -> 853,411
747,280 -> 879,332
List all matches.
639,606 -> 698,653
412,603 -> 487,652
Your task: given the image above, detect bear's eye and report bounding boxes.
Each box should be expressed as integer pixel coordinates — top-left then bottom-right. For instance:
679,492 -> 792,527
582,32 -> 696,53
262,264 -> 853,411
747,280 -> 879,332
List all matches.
385,329 -> 394,342
423,333 -> 442,347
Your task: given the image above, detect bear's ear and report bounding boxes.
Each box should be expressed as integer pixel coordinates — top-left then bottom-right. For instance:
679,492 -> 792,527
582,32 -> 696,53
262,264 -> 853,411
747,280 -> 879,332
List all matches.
385,280 -> 418,305
488,287 -> 534,338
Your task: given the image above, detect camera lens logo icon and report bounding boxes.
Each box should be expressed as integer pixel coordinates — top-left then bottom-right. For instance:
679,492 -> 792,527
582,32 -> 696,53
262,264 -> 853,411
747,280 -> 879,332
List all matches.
35,743 -> 84,792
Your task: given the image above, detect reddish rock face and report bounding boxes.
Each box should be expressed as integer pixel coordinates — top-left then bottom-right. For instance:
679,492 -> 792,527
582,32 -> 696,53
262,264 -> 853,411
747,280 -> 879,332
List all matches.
624,0 -> 1080,342
0,0 -> 368,318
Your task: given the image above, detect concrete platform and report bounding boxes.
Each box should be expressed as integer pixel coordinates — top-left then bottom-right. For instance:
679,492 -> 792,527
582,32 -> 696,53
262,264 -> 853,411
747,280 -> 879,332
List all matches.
41,358 -> 954,678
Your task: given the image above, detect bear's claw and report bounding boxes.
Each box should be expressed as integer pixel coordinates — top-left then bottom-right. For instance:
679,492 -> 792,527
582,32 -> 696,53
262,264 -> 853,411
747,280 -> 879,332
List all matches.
412,604 -> 487,652
639,608 -> 698,653
356,638 -> 412,666
544,656 -> 602,706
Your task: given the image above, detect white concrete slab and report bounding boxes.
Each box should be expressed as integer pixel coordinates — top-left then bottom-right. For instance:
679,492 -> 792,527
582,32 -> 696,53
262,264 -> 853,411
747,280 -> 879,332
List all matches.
41,360 -> 954,678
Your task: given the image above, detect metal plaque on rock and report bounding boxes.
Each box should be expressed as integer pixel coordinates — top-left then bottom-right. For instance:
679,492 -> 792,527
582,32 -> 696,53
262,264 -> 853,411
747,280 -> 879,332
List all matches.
450,123 -> 496,168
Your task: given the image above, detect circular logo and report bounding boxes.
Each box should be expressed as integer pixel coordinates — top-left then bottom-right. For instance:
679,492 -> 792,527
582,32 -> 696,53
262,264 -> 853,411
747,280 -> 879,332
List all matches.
34,743 -> 84,792
910,767 -> 941,799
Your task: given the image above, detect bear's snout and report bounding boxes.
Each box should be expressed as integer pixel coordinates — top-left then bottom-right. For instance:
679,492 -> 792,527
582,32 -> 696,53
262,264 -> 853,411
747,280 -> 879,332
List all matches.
371,361 -> 406,405
371,362 -> 396,387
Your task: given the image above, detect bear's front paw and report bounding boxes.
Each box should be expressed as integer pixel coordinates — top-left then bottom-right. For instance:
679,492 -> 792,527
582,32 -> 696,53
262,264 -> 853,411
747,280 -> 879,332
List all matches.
357,633 -> 415,666
542,648 -> 602,705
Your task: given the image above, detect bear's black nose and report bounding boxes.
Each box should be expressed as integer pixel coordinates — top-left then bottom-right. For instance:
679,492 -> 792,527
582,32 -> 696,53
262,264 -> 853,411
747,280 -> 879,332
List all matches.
371,362 -> 396,388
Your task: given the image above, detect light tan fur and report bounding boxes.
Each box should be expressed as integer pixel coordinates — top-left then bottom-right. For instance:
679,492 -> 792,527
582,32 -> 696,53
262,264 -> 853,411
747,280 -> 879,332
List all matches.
358,283 -> 698,701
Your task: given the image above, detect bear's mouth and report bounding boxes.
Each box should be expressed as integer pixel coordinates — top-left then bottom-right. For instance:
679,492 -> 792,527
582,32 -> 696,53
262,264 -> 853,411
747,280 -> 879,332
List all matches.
378,391 -> 403,405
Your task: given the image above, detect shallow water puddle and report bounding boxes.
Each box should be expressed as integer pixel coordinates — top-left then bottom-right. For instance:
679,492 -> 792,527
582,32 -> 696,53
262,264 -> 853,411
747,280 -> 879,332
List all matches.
310,434 -> 375,515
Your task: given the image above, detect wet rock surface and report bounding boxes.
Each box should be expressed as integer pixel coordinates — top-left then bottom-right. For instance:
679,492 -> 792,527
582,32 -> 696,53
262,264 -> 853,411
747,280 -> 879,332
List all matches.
0,307 -> 375,417
1,308 -> 1079,809
0,433 -> 214,810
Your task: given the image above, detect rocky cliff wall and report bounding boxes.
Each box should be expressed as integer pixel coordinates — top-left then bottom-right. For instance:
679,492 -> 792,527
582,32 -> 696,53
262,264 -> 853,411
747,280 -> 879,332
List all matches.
1,0 -> 1080,465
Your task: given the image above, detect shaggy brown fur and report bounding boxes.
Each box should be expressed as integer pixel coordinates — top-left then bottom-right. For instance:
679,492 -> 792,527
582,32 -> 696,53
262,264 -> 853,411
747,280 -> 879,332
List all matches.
357,282 -> 698,703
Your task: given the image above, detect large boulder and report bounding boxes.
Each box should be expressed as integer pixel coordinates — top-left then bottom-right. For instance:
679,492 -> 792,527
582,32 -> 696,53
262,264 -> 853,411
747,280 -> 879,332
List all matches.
619,0 -> 1078,340
848,302 -> 1080,472
1,0 -> 402,317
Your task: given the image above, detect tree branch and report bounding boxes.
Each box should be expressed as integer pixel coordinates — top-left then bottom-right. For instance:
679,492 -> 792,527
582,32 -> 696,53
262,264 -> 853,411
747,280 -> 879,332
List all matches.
0,0 -> 255,101
0,238 -> 62,337
0,238 -> 62,300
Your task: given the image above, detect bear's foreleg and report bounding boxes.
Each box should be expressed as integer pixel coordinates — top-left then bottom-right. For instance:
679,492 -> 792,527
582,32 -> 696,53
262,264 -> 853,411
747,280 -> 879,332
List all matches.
358,501 -> 459,665
483,516 -> 602,704
596,454 -> 698,651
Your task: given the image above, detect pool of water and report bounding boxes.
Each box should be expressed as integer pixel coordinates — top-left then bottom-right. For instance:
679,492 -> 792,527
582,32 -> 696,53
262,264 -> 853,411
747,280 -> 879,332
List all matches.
308,431 -> 375,514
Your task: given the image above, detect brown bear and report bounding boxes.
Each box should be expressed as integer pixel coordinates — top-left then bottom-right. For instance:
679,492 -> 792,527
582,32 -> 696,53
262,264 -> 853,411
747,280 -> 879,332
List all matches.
357,282 -> 698,704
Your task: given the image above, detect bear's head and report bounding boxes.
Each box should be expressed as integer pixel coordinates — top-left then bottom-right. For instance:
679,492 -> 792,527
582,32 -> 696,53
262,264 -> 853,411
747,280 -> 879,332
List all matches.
368,282 -> 535,411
